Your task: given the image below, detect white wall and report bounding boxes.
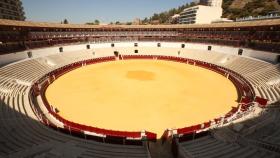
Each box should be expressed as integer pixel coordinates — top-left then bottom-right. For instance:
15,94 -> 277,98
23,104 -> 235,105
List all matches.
0,52 -> 27,66
63,44 -> 87,52
243,49 -> 278,63
31,46 -> 60,58
91,43 -> 112,48
211,45 -> 239,56
113,42 -> 135,48
185,43 -> 208,51
0,42 -> 278,66
162,42 -> 183,48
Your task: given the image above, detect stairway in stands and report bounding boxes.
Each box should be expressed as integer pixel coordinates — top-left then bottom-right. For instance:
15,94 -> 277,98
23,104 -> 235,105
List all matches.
149,139 -> 174,158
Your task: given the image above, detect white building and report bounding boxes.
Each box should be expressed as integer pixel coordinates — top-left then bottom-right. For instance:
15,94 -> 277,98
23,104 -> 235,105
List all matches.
207,0 -> 223,7
194,0 -> 223,7
170,14 -> 180,24
179,5 -> 223,24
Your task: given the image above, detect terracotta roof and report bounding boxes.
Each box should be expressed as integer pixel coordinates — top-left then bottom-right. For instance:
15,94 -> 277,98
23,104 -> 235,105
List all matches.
0,19 -> 279,29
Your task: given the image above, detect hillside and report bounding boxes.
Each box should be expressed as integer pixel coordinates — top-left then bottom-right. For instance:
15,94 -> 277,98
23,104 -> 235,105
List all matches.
222,0 -> 280,19
145,0 -> 280,24
142,2 -> 197,24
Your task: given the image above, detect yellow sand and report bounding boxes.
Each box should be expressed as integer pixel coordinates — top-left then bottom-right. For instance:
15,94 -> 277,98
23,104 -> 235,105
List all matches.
46,60 -> 238,136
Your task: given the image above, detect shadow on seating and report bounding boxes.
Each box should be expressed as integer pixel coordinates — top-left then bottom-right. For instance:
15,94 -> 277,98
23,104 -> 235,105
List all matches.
172,106 -> 280,158
0,98 -> 150,158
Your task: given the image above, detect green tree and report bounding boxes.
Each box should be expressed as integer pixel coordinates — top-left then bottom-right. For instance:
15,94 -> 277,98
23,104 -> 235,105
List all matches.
142,17 -> 149,24
94,19 -> 100,25
189,2 -> 196,7
63,19 -> 69,24
85,19 -> 100,25
151,13 -> 160,21
261,4 -> 277,15
146,1 -> 197,24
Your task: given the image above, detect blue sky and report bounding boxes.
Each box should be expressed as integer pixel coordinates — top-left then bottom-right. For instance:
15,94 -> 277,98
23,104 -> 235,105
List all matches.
22,0 -> 192,24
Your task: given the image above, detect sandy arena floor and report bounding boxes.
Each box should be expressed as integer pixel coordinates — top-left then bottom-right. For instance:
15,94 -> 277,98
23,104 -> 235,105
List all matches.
46,60 -> 238,136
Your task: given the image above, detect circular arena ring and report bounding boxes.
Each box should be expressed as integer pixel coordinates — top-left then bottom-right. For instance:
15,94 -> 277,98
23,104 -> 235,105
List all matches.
1,42 -> 279,158
30,53 -> 257,142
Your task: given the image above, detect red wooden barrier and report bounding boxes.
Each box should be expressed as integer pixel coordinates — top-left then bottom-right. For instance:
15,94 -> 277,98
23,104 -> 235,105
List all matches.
33,55 -> 256,141
255,96 -> 268,108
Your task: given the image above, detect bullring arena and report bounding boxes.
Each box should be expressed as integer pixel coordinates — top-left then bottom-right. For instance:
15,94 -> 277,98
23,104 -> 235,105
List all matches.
46,58 -> 237,136
0,19 -> 280,158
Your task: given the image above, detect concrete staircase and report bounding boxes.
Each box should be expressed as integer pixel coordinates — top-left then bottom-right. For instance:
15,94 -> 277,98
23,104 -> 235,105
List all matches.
148,139 -> 174,158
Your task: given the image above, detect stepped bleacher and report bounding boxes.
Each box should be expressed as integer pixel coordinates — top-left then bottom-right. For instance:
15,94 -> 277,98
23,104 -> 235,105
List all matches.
0,87 -> 151,158
174,104 -> 280,158
175,133 -> 279,158
0,52 -> 151,158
